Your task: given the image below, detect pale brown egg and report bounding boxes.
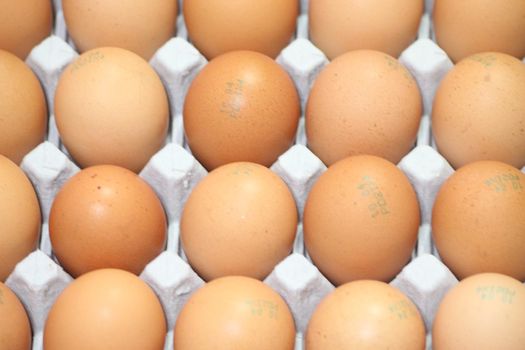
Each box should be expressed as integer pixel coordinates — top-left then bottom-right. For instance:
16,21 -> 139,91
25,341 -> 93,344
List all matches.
181,162 -> 297,281
173,276 -> 295,350
303,155 -> 420,285
0,0 -> 52,59
433,273 -> 525,350
0,155 -> 41,282
306,280 -> 426,350
432,52 -> 525,169
0,282 -> 32,350
183,0 -> 298,59
54,47 -> 169,173
183,50 -> 300,170
433,0 -> 525,62
44,269 -> 166,350
432,161 -> 525,281
0,50 -> 47,164
306,50 -> 422,167
309,0 -> 423,59
49,165 -> 167,277
62,0 -> 178,60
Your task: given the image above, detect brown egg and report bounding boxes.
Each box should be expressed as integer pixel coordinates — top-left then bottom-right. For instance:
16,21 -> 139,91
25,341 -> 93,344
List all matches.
0,0 -> 52,59
432,52 -> 525,169
432,161 -> 525,281
0,155 -> 41,282
306,50 -> 422,167
173,276 -> 295,349
303,155 -> 420,285
54,47 -> 169,173
62,0 -> 178,60
309,0 -> 423,60
49,165 -> 167,277
0,50 -> 47,164
0,282 -> 32,350
181,162 -> 297,281
433,273 -> 525,350
44,269 -> 166,350
183,0 -> 297,59
306,280 -> 426,350
0,282 -> 31,350
183,50 -> 300,170
433,0 -> 525,62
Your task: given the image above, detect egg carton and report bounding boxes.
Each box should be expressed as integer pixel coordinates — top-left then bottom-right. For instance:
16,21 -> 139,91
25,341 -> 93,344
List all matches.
5,2 -> 525,350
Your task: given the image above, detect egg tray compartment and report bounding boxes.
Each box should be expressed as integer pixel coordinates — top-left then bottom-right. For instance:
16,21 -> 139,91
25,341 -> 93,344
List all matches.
6,1 -> 525,350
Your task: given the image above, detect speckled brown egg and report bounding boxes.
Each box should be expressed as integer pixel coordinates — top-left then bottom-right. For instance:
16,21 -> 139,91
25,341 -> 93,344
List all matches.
306,50 -> 422,166
0,282 -> 32,350
183,50 -> 300,170
54,47 -> 169,173
0,0 -> 52,59
173,276 -> 295,350
49,165 -> 167,277
44,269 -> 166,350
180,162 -> 297,281
432,161 -> 525,281
306,280 -> 426,350
433,0 -> 525,62
0,50 -> 47,164
62,0 -> 178,60
309,0 -> 423,59
432,52 -> 525,169
303,155 -> 420,285
183,0 -> 298,59
0,155 -> 41,282
433,273 -> 525,350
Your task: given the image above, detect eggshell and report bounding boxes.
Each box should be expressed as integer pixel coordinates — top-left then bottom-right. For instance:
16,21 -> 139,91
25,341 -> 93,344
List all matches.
180,162 -> 297,281
306,280 -> 426,350
173,276 -> 295,350
432,52 -> 525,169
62,0 -> 178,60
433,0 -> 525,62
44,269 -> 166,350
183,0 -> 298,59
433,273 -> 525,350
309,0 -> 423,59
0,0 -> 52,59
432,161 -> 525,281
0,50 -> 47,164
183,50 -> 300,170
49,165 -> 167,277
303,155 -> 420,285
54,47 -> 169,173
0,155 -> 41,282
306,50 -> 422,166
0,282 -> 32,350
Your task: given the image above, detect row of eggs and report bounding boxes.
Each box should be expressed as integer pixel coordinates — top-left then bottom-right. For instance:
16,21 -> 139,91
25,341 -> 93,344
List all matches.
2,269 -> 525,349
2,0 -> 525,62
0,269 -> 525,350
2,45 -> 525,173
2,146 -> 524,286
